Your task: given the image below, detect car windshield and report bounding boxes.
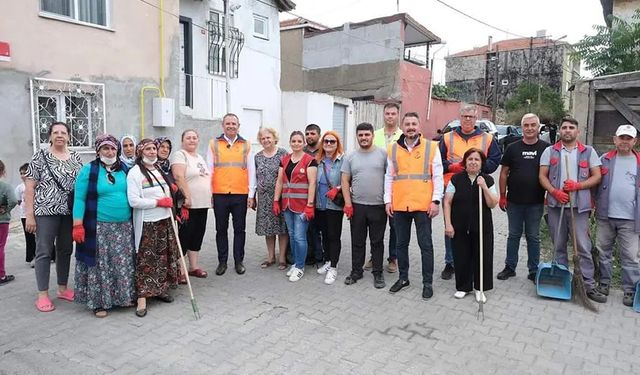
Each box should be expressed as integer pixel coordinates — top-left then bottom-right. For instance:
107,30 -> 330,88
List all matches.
496,126 -> 508,135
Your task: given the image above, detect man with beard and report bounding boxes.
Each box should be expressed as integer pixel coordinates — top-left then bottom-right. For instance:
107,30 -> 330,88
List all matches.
207,113 -> 256,276
539,116 -> 604,303
342,122 -> 389,288
385,112 -> 443,300
303,123 -> 323,267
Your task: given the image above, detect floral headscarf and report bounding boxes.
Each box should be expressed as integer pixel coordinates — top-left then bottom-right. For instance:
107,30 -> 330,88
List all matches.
154,137 -> 172,174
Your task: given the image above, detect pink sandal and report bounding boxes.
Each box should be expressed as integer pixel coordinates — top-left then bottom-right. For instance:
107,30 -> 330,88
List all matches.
56,289 -> 75,302
35,296 -> 55,312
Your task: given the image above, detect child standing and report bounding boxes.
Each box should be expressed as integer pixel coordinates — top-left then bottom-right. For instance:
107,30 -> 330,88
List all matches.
0,160 -> 18,285
15,163 -> 36,267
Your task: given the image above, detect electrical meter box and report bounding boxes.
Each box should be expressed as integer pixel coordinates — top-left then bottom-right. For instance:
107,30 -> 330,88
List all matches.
152,97 -> 175,127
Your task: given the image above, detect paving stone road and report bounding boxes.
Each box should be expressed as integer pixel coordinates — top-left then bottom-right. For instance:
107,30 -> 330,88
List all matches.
1,205 -> 638,374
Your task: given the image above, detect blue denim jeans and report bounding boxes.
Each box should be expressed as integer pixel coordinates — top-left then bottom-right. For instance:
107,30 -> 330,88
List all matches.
394,211 -> 434,286
505,202 -> 544,274
283,209 -> 310,269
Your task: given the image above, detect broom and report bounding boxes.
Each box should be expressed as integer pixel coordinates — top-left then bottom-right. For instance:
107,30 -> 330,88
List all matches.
477,184 -> 485,321
564,155 -> 597,312
169,208 -> 202,320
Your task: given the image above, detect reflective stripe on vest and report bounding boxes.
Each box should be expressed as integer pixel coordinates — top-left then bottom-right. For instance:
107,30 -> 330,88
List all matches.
447,131 -> 488,162
391,141 -> 432,181
213,139 -> 248,169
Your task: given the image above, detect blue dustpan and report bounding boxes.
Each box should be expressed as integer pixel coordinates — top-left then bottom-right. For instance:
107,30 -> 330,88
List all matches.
634,282 -> 640,313
536,261 -> 572,300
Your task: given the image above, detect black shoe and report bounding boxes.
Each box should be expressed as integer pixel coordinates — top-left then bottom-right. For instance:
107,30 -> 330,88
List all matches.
389,279 -> 410,293
235,262 -> 246,275
344,273 -> 363,285
440,264 -> 454,280
157,293 -> 174,303
497,266 -> 516,280
135,308 -> 147,317
215,263 -> 227,276
0,275 -> 15,285
623,291 -> 635,307
587,289 -> 607,303
596,283 -> 610,296
373,273 -> 386,289
422,285 -> 433,300
528,272 -> 537,284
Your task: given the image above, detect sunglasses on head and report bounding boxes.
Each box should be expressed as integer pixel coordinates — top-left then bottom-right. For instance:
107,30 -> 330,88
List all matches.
323,139 -> 337,145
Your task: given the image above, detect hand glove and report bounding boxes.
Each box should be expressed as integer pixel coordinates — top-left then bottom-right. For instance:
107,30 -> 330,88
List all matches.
170,183 -> 179,194
448,162 -> 465,174
156,197 -> 173,208
272,201 -> 281,216
303,205 -> 315,221
550,189 -> 570,204
563,179 -> 582,192
72,224 -> 85,243
343,205 -> 354,219
326,187 -> 340,200
179,207 -> 190,222
499,194 -> 507,211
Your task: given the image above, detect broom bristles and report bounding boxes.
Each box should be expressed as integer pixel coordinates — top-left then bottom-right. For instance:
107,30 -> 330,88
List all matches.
572,254 -> 598,312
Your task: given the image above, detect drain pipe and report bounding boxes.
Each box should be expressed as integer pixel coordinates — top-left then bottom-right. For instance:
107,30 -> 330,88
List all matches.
427,42 -> 446,121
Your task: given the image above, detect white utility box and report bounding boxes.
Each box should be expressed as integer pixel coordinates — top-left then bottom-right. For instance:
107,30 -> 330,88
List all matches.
152,97 -> 175,127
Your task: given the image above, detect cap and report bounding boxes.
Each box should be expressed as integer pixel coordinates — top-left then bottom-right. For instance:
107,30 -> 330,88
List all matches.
615,124 -> 637,138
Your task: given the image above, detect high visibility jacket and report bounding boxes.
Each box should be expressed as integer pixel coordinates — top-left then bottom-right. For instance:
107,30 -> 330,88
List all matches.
281,153 -> 314,214
595,150 -> 640,232
443,130 -> 491,186
546,141 -> 593,213
388,138 -> 437,212
210,136 -> 250,194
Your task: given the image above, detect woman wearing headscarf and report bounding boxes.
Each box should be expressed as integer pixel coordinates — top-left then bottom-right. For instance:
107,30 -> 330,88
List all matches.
127,138 -> 179,317
24,122 -> 83,312
444,148 -> 498,303
154,137 -> 173,175
119,135 -> 137,169
72,134 -> 135,318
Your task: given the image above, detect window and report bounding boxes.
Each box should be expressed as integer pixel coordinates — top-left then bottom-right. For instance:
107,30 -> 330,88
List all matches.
208,10 -> 244,77
30,78 -> 106,151
253,14 -> 268,40
40,0 -> 110,27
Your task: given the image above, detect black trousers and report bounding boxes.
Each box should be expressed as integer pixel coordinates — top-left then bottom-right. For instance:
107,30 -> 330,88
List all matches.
452,230 -> 494,292
213,194 -> 247,264
21,218 -> 37,262
315,209 -> 344,267
350,203 -> 387,276
178,208 -> 209,253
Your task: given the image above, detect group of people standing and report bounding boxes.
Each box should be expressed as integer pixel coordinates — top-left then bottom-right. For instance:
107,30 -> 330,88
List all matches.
1,105 -> 637,319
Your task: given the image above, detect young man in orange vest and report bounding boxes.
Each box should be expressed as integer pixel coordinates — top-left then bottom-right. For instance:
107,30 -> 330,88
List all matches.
385,112 -> 443,300
206,113 -> 256,276
438,105 -> 501,280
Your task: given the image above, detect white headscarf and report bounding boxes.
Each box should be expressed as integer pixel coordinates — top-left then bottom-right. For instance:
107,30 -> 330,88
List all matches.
119,135 -> 137,168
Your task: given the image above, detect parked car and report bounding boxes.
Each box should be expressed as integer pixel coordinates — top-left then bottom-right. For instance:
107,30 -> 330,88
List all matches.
496,125 -> 522,151
433,119 -> 499,141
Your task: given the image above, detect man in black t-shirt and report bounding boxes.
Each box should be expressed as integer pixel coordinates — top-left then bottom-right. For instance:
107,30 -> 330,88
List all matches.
497,114 -> 549,282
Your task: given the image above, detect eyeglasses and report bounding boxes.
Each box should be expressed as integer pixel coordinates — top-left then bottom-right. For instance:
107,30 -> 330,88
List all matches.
323,139 -> 337,145
106,170 -> 115,184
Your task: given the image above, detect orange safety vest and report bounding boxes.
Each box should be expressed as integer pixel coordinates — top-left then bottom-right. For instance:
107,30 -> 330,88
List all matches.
281,153 -> 314,213
388,138 -> 437,212
443,130 -> 492,186
210,136 -> 250,194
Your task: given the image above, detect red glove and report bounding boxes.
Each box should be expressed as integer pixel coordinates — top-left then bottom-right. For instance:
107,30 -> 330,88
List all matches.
179,207 -> 190,223
170,183 -> 179,194
563,179 -> 582,192
156,197 -> 173,208
448,162 -> 465,174
499,194 -> 507,211
343,205 -> 354,219
72,224 -> 85,244
272,201 -> 281,216
550,189 -> 570,204
326,187 -> 340,200
303,205 -> 315,221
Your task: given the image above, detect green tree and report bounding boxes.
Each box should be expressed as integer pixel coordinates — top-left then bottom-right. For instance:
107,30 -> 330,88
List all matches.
431,84 -> 458,99
505,82 -> 566,124
572,9 -> 640,76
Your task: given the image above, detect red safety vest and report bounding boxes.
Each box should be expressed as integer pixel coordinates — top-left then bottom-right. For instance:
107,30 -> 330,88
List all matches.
281,153 -> 314,214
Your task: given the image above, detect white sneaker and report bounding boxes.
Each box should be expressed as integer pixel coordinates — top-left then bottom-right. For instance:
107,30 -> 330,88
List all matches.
324,267 -> 337,285
474,290 -> 487,303
317,261 -> 331,275
454,291 -> 468,299
286,266 -> 296,277
289,268 -> 304,282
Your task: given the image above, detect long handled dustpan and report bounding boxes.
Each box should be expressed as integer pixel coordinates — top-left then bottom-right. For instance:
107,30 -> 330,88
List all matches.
634,282 -> 640,313
536,204 -> 572,300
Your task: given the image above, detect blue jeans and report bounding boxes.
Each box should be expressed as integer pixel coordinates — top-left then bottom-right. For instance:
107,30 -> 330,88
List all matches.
283,209 -> 310,269
394,211 -> 434,286
505,202 -> 544,274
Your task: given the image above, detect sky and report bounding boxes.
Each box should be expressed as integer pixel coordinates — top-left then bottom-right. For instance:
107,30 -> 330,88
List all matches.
279,0 -> 606,83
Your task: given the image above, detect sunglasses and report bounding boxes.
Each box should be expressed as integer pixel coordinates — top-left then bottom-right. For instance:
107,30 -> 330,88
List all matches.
323,139 -> 337,145
106,170 -> 115,184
